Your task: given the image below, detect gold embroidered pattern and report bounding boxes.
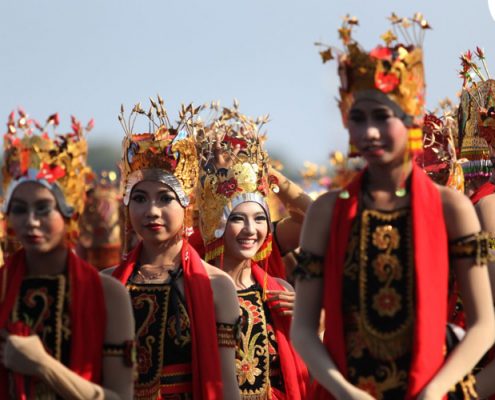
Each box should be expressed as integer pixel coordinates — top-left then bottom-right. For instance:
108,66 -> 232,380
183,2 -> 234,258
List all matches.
359,209 -> 414,360
450,231 -> 491,265
236,286 -> 284,399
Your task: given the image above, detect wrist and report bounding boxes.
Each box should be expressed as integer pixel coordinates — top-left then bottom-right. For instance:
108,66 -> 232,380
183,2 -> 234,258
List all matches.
34,353 -> 53,380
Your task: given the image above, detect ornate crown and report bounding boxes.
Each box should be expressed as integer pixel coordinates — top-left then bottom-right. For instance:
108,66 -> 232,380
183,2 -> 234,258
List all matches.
419,100 -> 464,192
317,13 -> 430,126
457,48 -> 495,178
78,171 -> 122,269
196,102 -> 277,262
317,13 -> 430,156
2,110 -> 93,241
119,96 -> 203,208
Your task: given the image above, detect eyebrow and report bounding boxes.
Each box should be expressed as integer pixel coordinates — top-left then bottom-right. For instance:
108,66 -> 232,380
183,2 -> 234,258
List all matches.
10,198 -> 54,205
132,189 -> 176,196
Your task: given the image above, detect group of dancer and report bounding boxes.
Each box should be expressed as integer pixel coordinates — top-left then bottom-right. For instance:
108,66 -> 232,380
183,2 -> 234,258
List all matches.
1,11 -> 495,400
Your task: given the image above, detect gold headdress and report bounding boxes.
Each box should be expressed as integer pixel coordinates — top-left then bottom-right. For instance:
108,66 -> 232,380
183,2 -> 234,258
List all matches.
78,171 -> 122,269
316,13 -> 431,156
457,48 -> 495,178
2,109 -> 93,242
119,96 -> 203,208
419,100 -> 464,192
196,102 -> 277,262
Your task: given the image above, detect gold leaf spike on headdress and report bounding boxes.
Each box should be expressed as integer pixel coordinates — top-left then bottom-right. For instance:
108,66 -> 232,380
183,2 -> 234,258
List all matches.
196,101 -> 274,261
119,96 -> 204,207
457,49 -> 495,175
316,13 -> 429,129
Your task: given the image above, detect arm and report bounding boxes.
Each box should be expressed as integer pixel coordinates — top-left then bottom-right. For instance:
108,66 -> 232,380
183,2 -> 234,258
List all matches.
419,189 -> 495,399
290,192 -> 373,400
268,167 -> 313,254
473,194 -> 495,398
208,265 -> 241,400
1,275 -> 135,400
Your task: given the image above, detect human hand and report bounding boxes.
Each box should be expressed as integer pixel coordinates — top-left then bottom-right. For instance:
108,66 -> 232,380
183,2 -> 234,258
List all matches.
266,290 -> 295,316
0,330 -> 49,377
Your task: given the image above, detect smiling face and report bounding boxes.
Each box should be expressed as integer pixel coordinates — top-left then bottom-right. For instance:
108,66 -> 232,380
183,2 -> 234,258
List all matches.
347,99 -> 409,166
223,201 -> 269,263
128,180 -> 184,245
8,182 -> 67,254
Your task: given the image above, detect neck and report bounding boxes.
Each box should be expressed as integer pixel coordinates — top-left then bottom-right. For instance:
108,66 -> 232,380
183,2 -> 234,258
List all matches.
218,253 -> 254,289
25,245 -> 69,276
366,157 -> 413,192
140,236 -> 183,269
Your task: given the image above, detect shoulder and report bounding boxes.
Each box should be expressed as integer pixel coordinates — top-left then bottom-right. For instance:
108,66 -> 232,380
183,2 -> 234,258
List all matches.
202,261 -> 240,323
475,193 -> 495,231
100,266 -> 117,277
300,189 -> 340,256
202,261 -> 237,294
436,184 -> 480,239
274,277 -> 294,292
99,273 -> 130,303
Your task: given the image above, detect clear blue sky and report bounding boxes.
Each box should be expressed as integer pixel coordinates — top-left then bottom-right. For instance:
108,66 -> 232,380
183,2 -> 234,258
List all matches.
1,0 -> 494,170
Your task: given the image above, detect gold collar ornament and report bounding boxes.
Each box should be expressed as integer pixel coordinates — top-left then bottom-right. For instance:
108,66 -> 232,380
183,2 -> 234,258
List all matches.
2,109 -> 94,243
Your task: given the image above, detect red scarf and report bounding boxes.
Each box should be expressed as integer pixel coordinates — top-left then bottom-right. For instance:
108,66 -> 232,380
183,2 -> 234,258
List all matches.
251,263 -> 308,400
313,164 -> 448,399
470,180 -> 495,205
0,249 -> 106,398
113,241 -> 224,399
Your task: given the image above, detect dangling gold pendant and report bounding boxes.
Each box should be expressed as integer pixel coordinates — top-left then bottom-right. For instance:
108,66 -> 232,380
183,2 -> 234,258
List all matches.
395,188 -> 407,197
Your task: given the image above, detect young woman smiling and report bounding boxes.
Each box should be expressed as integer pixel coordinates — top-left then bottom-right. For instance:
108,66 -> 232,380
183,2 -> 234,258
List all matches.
291,15 -> 495,400
104,98 -> 240,400
0,111 -> 134,399
196,106 -> 309,400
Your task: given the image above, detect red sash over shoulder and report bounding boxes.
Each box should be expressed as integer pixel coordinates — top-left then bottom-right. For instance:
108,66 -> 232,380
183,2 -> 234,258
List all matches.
113,241 -> 224,399
251,263 -> 308,400
470,181 -> 495,205
313,164 -> 448,399
0,249 -> 106,397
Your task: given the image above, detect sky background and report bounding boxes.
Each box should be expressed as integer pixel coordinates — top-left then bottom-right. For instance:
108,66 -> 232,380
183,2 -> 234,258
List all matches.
1,0 -> 495,173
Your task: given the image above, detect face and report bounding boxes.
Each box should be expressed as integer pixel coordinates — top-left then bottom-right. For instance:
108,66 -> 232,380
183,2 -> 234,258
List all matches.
128,180 -> 184,244
223,201 -> 269,262
8,182 -> 67,253
347,99 -> 409,165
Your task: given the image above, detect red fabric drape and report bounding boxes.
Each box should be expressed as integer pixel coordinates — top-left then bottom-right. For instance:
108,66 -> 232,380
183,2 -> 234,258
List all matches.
0,249 -> 106,398
112,241 -> 224,399
251,263 -> 308,400
266,240 -> 287,280
470,181 -> 495,205
313,164 -> 449,399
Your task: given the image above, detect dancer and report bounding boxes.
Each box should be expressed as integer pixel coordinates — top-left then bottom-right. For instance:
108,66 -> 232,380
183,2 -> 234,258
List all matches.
291,15 -> 494,399
196,104 -> 309,399
106,98 -> 240,399
0,110 -> 134,399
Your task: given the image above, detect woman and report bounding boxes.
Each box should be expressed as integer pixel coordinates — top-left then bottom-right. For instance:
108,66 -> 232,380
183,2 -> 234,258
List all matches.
104,98 -> 241,400
291,15 -> 495,400
0,111 -> 135,399
196,104 -> 309,399
456,49 -> 495,399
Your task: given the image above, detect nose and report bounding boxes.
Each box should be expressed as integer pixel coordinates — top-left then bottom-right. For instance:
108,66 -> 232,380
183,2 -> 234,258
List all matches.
145,200 -> 161,219
242,218 -> 257,235
364,124 -> 381,141
25,210 -> 41,228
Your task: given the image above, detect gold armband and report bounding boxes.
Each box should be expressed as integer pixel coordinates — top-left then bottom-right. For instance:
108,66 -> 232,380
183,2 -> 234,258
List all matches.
450,231 -> 491,265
